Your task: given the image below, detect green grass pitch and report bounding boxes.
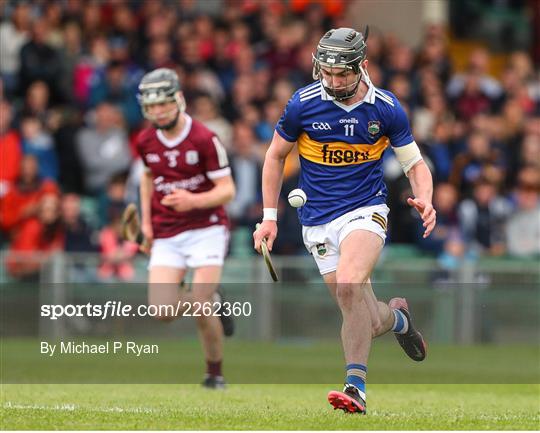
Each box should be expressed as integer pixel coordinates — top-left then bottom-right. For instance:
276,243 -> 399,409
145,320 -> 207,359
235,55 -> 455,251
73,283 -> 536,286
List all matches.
1,339 -> 539,429
2,384 -> 539,430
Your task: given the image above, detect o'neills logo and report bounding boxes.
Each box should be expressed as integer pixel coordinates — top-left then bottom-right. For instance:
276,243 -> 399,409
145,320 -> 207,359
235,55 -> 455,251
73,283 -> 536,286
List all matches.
154,174 -> 205,194
321,144 -> 369,164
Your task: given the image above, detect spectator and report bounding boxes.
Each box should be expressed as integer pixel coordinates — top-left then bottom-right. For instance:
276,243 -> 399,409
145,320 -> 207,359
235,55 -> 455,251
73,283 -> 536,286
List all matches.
447,47 -> 502,102
416,27 -> 451,83
255,99 -> 282,143
58,21 -> 83,104
19,80 -> 52,126
453,73 -> 493,120
415,183 -> 464,268
0,1 -> 536,264
61,193 -> 96,254
146,37 -> 175,70
20,116 -> 58,181
108,34 -> 145,89
0,155 -> 58,236
388,73 -> 413,109
505,123 -> 538,188
227,121 -> 262,225
143,8 -> 175,41
43,2 -> 64,48
272,79 -> 295,110
18,17 -> 63,103
0,2 -> 31,96
76,102 -> 131,195
458,176 -> 511,256
384,43 -> 416,84
520,134 -> 540,172
53,110 -> 85,195
412,91 -> 449,143
449,131 -> 503,197
263,24 -> 301,80
288,42 -> 317,88
222,73 -> 257,121
98,172 -> 128,228
191,94 -> 233,149
88,60 -> 142,129
505,168 -> 540,257
98,203 -> 138,281
0,100 -> 22,197
207,26 -> 235,92
192,14 -> 216,63
422,120 -> 453,182
109,5 -> 140,61
6,193 -> 64,280
81,1 -> 104,41
72,35 -> 110,107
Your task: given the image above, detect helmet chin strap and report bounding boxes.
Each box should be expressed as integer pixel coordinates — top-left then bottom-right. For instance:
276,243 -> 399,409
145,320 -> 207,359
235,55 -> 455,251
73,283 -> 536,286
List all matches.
358,64 -> 372,87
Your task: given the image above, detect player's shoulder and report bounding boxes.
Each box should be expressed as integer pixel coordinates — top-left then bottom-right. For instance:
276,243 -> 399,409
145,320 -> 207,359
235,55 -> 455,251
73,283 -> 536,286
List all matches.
372,86 -> 401,109
292,81 -> 324,104
135,126 -> 157,146
188,117 -> 217,147
189,117 -> 215,138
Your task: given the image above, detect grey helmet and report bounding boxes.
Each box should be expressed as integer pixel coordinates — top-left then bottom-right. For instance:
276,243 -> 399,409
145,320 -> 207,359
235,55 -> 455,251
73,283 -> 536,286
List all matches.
137,68 -> 186,130
312,27 -> 370,101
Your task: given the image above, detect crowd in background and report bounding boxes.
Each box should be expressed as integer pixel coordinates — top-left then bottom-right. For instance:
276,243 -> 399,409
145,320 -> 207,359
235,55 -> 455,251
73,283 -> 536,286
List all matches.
0,0 -> 539,281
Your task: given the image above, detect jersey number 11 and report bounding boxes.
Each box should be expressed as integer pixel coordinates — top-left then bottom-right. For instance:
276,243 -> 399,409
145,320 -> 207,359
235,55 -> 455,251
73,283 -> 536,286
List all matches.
344,124 -> 355,136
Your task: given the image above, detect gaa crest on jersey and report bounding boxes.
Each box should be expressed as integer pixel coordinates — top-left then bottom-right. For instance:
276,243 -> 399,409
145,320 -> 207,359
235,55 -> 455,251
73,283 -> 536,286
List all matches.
185,150 -> 199,165
316,243 -> 327,256
367,120 -> 381,136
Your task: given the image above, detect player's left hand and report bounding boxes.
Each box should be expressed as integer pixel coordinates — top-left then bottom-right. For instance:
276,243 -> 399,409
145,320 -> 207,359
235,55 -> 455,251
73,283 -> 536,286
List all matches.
407,197 -> 436,238
160,189 -> 198,212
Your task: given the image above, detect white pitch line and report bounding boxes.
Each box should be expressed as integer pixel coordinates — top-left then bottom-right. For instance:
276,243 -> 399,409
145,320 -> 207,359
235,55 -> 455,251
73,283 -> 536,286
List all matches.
3,402 -> 156,414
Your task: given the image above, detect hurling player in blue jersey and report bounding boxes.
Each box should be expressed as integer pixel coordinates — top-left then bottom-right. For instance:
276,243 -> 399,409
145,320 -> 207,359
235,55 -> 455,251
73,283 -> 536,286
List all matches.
253,27 -> 436,414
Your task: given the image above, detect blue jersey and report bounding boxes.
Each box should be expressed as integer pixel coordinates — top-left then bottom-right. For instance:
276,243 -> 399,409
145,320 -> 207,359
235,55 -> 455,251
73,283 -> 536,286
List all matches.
276,81 -> 414,226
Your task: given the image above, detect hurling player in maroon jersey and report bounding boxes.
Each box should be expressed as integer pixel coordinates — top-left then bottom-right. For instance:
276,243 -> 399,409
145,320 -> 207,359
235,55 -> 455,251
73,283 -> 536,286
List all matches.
136,68 -> 236,389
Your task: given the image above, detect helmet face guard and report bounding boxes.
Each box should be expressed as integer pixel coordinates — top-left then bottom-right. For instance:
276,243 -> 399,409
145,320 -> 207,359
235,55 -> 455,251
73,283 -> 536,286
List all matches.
312,27 -> 369,101
137,68 -> 186,130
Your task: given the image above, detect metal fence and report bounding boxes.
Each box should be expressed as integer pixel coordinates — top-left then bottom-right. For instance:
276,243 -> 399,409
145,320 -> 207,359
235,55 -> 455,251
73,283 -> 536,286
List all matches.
1,250 -> 538,345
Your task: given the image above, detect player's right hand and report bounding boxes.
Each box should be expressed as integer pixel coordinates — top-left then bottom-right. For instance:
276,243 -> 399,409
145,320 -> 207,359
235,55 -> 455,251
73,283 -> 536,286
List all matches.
253,220 -> 277,253
140,220 -> 153,255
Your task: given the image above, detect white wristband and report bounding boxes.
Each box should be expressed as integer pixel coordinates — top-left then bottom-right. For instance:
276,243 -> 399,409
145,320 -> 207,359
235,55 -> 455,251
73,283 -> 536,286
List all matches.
263,208 -> 278,221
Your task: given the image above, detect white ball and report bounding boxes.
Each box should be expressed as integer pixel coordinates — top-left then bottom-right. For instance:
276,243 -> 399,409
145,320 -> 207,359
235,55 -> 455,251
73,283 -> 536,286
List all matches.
288,188 -> 307,208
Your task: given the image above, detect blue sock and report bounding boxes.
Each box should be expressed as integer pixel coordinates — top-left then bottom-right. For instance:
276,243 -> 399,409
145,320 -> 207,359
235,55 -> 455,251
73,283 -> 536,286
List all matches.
346,363 -> 367,395
391,309 -> 409,334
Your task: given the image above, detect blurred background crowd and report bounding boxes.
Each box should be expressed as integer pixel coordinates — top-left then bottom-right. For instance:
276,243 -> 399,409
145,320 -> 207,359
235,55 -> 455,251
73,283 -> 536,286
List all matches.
0,0 -> 539,282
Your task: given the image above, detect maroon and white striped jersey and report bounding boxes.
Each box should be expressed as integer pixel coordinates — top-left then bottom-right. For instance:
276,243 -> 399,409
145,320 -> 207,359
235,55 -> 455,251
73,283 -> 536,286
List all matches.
135,115 -> 230,239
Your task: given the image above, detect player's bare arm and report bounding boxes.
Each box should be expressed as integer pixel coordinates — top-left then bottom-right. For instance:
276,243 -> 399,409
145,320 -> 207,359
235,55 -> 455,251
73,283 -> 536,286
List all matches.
253,131 -> 296,253
139,167 -> 154,253
406,160 -> 436,238
160,175 -> 235,212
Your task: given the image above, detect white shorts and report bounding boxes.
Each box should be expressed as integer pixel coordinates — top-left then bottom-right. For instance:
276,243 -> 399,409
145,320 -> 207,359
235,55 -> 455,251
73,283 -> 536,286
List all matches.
148,225 -> 229,269
302,204 -> 389,275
